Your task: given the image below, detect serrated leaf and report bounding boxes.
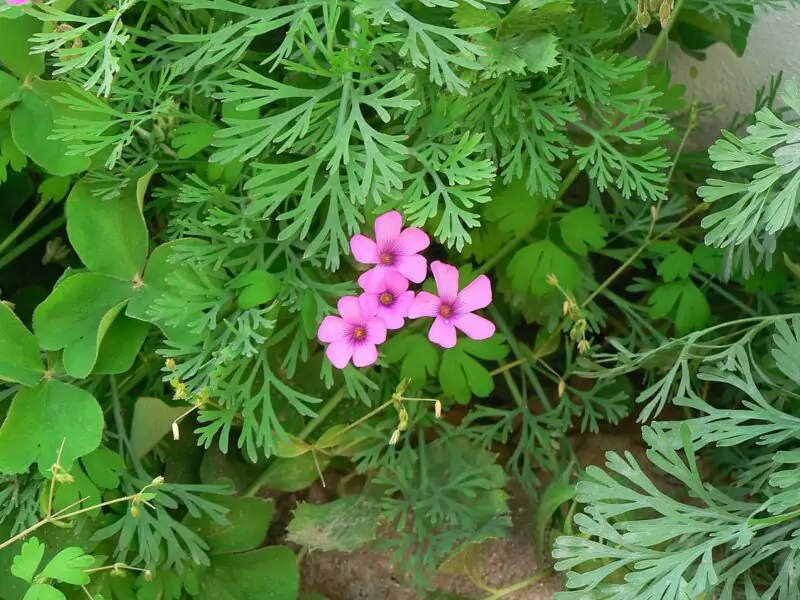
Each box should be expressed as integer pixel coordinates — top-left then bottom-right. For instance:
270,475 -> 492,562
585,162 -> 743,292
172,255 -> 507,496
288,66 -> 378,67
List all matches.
649,280 -> 710,335
515,33 -> 560,74
498,0 -> 574,38
559,207 -> 607,256
184,496 -> 274,555
38,177 -> 72,203
0,379 -> 103,475
287,495 -> 381,552
10,81 -> 91,176
383,333 -> 440,388
453,4 -> 502,29
653,242 -> 694,282
11,538 -> 45,583
196,546 -> 299,600
37,547 -> 92,585
66,177 -> 149,280
507,239 -> 581,294
485,179 -> 546,236
439,336 -> 509,404
0,301 -> 44,387
33,272 -> 133,379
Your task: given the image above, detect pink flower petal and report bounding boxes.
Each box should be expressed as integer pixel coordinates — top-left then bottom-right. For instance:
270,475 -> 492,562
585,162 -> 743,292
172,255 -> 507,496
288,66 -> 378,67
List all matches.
357,267 -> 383,291
318,316 -> 347,343
455,274 -> 493,314
353,342 -> 379,367
366,317 -> 388,344
326,341 -> 353,369
393,290 -> 415,317
351,234 -> 379,264
377,307 -> 405,330
337,296 -> 363,324
408,291 -> 440,319
394,254 -> 428,283
431,261 -> 460,303
428,317 -> 457,348
451,313 -> 495,340
374,211 -> 402,247
384,269 -> 410,294
358,292 -> 380,318
397,227 -> 430,255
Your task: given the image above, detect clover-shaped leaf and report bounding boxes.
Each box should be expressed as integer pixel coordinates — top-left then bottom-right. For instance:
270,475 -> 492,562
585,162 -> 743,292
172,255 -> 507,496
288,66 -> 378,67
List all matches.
507,239 -> 581,295
37,547 -> 92,585
0,301 -> 45,387
559,206 -> 608,256
11,538 -> 45,583
0,379 -> 103,475
439,336 -> 510,404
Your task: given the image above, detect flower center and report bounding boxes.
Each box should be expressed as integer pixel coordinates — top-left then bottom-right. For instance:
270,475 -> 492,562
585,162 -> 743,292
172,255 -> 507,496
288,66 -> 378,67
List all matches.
379,292 -> 394,306
379,252 -> 394,265
353,326 -> 367,341
439,304 -> 454,318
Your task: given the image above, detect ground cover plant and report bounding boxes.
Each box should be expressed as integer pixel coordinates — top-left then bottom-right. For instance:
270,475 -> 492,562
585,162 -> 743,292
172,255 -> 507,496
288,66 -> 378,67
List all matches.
1,0 -> 800,598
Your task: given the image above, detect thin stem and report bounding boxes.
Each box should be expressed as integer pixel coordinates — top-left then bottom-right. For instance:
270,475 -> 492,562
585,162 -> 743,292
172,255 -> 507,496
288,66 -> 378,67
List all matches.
296,386 -> 347,440
0,196 -> 51,257
481,569 -> 554,600
110,375 -> 148,479
645,0 -> 685,63
0,216 -> 65,271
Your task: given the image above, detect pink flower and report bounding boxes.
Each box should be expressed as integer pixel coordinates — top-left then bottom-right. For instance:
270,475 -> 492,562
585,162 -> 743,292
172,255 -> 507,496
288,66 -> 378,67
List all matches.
408,261 -> 495,349
351,211 -> 430,287
318,296 -> 387,369
5,0 -> 31,4
358,270 -> 415,330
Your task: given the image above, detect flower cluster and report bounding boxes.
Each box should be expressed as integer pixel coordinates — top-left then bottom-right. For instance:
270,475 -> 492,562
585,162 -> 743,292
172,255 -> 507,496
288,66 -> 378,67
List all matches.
318,212 -> 495,369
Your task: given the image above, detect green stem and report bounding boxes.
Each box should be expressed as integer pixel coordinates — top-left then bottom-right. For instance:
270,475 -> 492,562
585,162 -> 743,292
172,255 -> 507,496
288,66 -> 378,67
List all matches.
297,386 -> 348,440
645,0 -> 685,63
481,569 -> 554,600
110,375 -> 148,480
0,216 -> 65,271
0,197 -> 52,258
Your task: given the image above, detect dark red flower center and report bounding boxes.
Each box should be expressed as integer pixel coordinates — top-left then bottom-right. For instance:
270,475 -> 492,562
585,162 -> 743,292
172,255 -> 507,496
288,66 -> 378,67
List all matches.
353,326 -> 367,341
379,252 -> 394,265
379,292 -> 394,306
439,304 -> 454,318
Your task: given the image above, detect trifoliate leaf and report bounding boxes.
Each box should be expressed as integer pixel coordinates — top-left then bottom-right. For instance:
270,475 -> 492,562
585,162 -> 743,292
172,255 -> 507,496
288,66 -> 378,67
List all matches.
185,496 -> 274,555
652,242 -> 694,282
172,123 -> 220,158
37,547 -> 92,585
383,333 -> 440,388
485,179 -> 546,237
649,280 -> 711,335
0,300 -> 44,387
287,496 -> 381,552
507,239 -> 581,294
230,271 -> 281,310
33,272 -> 133,379
11,538 -> 45,583
10,81 -> 91,176
38,177 -> 72,203
66,177 -> 150,281
0,14 -> 45,79
0,379 -> 103,475
439,336 -> 509,404
92,314 -> 149,375
559,207 -> 607,256
196,546 -> 299,600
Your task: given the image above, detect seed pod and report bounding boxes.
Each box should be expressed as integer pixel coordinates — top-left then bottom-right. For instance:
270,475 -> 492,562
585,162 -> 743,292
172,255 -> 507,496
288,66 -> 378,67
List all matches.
637,10 -> 651,28
648,0 -> 661,12
659,0 -> 672,28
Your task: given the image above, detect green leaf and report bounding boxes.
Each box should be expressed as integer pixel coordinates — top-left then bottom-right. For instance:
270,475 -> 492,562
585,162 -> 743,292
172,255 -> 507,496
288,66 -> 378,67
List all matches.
498,0 -> 574,38
0,71 -> 21,110
184,496 -> 275,555
92,315 -> 149,375
66,177 -> 149,280
439,336 -> 509,404
514,33 -> 560,74
383,333 -> 440,388
772,317 -> 800,386
38,177 -> 72,203
196,546 -> 299,600
130,396 -> 188,459
11,538 -> 44,583
231,271 -> 281,310
0,379 -> 103,475
46,448 -> 126,518
534,481 -> 576,560
0,15 -> 45,78
453,4 -> 501,29
258,453 -> 329,492
37,547 -> 92,585
559,207 -> 607,256
653,242 -> 694,282
22,584 -> 65,600
287,495 -> 381,552
648,280 -> 711,335
33,272 -> 133,379
485,180 -> 546,237
171,123 -> 220,158
10,81 -> 91,176
0,301 -> 44,387
507,239 -> 581,294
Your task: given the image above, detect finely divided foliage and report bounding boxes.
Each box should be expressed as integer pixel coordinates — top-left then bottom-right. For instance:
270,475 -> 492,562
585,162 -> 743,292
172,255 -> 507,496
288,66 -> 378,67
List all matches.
2,0 -> 800,598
